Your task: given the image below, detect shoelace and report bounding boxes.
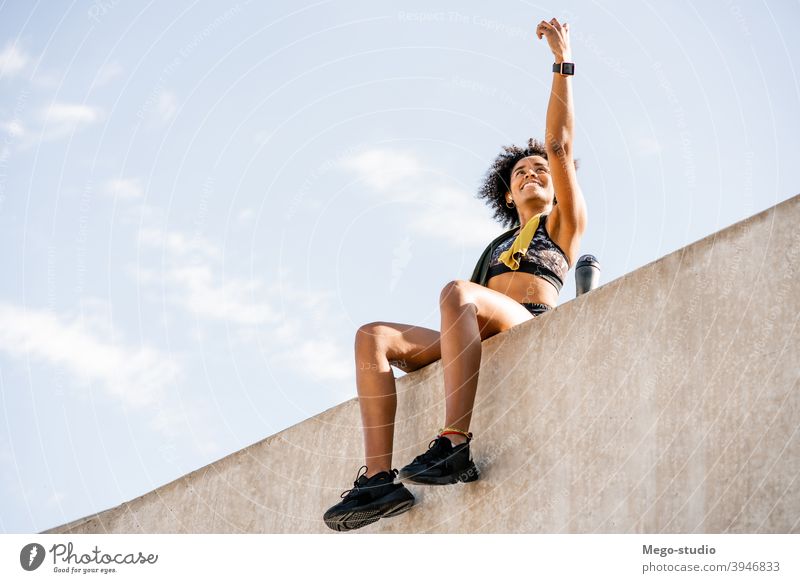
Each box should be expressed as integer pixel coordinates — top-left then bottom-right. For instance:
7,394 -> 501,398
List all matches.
412,437 -> 449,465
339,466 -> 398,500
413,433 -> 473,465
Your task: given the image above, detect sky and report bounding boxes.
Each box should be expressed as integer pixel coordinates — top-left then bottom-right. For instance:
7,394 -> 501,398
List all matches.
1,0 -> 798,533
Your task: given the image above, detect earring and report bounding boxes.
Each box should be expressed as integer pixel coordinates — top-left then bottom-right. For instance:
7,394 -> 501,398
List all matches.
505,199 -> 515,208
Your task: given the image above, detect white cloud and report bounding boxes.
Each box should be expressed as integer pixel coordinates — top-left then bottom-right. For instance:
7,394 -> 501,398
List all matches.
340,149 -> 423,192
133,228 -> 276,325
169,264 -> 280,325
129,226 -> 354,386
105,177 -> 144,200
44,103 -> 101,125
0,301 -> 182,409
0,42 -> 30,79
268,338 -> 352,382
0,300 -> 220,450
137,228 -> 221,260
3,102 -> 102,151
17,102 -> 105,147
410,187 -> 499,246
340,148 -> 498,247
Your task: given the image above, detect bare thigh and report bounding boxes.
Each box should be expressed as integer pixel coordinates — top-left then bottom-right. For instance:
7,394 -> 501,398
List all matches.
442,279 -> 538,338
358,323 -> 441,374
365,283 -> 536,374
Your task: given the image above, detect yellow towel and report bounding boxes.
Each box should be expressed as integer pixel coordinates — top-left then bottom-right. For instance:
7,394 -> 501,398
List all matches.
498,212 -> 542,270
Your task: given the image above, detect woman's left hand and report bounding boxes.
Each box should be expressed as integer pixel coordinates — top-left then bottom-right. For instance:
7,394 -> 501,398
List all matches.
536,17 -> 572,61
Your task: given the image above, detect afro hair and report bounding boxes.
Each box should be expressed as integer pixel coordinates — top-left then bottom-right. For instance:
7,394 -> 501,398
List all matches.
477,138 -> 579,229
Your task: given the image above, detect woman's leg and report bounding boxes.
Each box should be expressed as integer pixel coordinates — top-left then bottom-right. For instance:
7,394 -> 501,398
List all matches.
354,322 -> 442,477
438,280 -> 537,445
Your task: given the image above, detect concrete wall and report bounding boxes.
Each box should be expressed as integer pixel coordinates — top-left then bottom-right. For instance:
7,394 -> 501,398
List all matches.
46,195 -> 800,534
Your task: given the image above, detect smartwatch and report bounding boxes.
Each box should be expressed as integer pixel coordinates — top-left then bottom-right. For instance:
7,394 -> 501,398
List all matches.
552,62 -> 575,76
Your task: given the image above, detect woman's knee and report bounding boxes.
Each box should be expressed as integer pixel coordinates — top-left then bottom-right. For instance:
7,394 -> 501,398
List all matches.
354,321 -> 392,353
439,279 -> 474,308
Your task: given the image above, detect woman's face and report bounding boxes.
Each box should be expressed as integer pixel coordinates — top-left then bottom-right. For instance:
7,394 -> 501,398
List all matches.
507,155 -> 554,207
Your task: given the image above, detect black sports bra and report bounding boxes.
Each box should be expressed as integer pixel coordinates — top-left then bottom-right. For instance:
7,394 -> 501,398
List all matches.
486,213 -> 570,293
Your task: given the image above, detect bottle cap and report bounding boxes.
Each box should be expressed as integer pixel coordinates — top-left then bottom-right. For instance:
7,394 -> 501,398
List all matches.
576,254 -> 600,270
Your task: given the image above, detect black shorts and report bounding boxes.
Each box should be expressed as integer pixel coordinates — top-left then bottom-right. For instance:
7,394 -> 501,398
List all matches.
520,302 -> 553,317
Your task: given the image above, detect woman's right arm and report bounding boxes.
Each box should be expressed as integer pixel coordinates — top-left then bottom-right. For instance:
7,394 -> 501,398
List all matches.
537,17 -> 587,235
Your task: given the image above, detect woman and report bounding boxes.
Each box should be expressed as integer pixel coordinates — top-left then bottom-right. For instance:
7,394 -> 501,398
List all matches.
323,17 -> 587,531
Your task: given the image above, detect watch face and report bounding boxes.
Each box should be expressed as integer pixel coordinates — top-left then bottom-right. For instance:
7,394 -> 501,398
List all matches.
562,63 -> 575,75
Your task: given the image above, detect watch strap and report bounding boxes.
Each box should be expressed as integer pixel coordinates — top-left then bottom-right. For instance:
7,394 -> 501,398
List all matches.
552,62 -> 575,75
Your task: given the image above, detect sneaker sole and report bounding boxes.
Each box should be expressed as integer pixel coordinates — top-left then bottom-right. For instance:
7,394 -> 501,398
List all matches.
399,461 -> 480,485
323,490 -> 415,532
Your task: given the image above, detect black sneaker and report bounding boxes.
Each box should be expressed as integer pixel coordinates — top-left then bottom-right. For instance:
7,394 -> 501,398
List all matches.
323,466 -> 415,532
398,435 -> 480,485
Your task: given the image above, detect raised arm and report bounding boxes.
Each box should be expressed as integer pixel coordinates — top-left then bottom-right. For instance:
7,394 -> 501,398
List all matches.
537,17 -> 587,234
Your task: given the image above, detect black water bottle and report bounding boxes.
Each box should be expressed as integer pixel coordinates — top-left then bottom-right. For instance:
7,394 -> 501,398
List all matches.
575,254 -> 600,296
